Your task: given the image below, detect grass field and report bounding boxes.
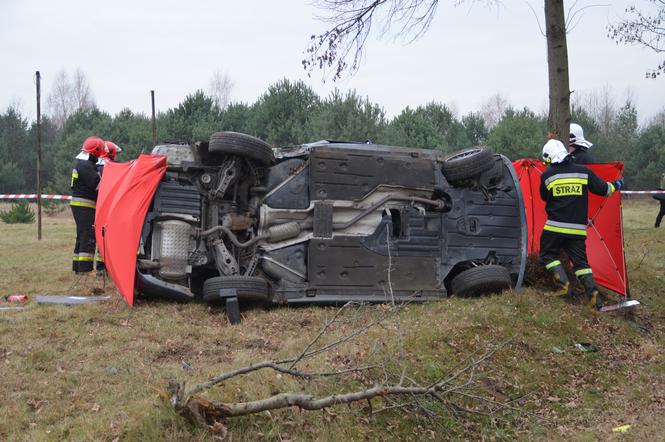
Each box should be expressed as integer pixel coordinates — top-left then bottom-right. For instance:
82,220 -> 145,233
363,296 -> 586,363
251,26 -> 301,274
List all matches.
0,200 -> 664,441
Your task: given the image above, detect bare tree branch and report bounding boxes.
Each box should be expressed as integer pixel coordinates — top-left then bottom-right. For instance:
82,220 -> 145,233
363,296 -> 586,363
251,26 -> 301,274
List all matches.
304,1 -> 497,81
177,340 -> 513,422
72,68 -> 95,111
168,293 -> 540,439
170,218 -> 527,435
563,3 -> 608,33
46,68 -> 96,129
479,93 -> 510,129
207,70 -> 234,110
288,301 -> 355,370
608,0 -> 665,78
526,1 -> 546,37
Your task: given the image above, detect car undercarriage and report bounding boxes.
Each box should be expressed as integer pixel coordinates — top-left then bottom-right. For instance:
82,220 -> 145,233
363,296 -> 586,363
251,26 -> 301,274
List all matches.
136,132 -> 527,311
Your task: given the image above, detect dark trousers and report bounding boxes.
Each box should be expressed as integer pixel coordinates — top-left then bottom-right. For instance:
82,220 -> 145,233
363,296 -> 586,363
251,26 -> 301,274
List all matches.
71,205 -> 96,272
656,198 -> 665,228
539,231 -> 590,274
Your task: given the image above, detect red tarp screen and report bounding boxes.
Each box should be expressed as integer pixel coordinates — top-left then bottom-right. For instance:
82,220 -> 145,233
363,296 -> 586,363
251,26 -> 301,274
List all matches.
513,159 -> 628,296
95,154 -> 167,306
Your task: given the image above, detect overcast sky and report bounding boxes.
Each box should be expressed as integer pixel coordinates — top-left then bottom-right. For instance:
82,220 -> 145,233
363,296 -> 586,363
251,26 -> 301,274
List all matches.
1,0 -> 664,124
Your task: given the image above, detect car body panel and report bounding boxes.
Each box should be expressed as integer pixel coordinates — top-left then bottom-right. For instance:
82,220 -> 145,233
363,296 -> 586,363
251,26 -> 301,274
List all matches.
135,137 -> 527,305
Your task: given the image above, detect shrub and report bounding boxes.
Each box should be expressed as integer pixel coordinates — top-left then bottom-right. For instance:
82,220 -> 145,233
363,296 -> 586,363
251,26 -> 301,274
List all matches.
0,200 -> 36,224
42,199 -> 66,216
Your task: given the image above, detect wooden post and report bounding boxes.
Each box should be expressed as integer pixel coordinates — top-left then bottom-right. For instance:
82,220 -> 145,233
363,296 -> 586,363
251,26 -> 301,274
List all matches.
151,90 -> 156,148
35,71 -> 42,241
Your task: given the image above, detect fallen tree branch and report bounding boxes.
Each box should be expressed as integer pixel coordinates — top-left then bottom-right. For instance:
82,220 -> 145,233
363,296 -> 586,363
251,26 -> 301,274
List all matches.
177,340 -> 514,426
169,279 -> 528,434
200,384 -> 446,418
184,361 -> 379,399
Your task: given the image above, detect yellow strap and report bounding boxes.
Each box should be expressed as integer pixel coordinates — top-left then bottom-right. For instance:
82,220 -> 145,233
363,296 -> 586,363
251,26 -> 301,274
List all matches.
70,201 -> 96,209
543,225 -> 587,237
575,268 -> 593,277
545,260 -> 562,269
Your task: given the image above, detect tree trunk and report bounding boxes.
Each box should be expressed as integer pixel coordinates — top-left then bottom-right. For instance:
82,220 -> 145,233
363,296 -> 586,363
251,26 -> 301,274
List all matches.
544,0 -> 570,143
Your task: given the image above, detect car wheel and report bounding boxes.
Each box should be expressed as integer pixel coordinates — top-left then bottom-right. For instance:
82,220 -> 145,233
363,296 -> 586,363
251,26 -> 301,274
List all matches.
202,276 -> 270,303
442,148 -> 494,183
450,265 -> 511,297
209,131 -> 274,166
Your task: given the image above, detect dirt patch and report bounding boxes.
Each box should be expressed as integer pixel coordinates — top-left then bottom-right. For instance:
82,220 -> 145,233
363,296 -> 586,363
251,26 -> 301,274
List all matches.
523,253 -> 557,291
153,340 -> 196,362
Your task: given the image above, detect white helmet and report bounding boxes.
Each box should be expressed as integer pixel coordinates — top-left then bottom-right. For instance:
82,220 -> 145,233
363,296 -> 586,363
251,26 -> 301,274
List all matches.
569,123 -> 593,149
542,139 -> 569,164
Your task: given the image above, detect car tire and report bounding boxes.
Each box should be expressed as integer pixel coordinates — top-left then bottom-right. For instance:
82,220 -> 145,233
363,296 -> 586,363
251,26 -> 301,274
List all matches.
442,148 -> 495,183
450,265 -> 511,297
209,131 -> 274,166
202,276 -> 269,303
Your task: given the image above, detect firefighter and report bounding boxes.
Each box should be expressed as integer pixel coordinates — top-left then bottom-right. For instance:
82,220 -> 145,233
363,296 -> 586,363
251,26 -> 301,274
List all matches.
96,141 -> 122,173
539,139 -> 624,309
655,173 -> 665,228
93,141 -> 122,274
568,123 -> 595,164
71,136 -> 106,273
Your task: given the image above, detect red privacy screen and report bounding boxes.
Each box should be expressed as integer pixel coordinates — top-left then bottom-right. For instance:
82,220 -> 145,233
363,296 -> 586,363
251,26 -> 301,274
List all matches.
95,155 -> 167,306
513,159 -> 628,296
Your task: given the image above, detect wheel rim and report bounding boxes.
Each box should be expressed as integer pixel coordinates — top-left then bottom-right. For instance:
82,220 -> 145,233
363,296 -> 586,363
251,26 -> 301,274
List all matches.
449,149 -> 481,161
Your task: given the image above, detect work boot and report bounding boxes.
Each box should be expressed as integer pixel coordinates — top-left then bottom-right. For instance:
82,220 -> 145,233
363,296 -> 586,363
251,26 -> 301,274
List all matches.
579,274 -> 605,310
546,263 -> 572,300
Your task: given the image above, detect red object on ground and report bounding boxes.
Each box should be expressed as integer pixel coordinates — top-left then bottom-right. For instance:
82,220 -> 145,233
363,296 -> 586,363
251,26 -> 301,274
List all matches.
513,159 -> 628,297
95,155 -> 167,306
5,295 -> 28,303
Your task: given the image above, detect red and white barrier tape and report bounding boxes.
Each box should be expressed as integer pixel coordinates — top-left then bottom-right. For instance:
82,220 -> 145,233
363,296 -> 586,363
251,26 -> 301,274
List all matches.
0,194 -> 71,200
2,190 -> 665,200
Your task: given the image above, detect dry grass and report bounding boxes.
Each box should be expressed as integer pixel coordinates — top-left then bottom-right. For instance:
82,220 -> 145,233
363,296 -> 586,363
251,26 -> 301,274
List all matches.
1,200 -> 664,441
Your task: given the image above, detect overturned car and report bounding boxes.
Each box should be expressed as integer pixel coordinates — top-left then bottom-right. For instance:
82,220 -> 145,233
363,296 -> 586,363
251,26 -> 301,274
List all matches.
136,132 -> 527,309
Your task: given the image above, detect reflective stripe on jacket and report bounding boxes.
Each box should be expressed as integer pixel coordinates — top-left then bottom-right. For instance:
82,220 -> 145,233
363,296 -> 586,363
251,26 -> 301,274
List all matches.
70,197 -> 97,209
540,159 -> 614,237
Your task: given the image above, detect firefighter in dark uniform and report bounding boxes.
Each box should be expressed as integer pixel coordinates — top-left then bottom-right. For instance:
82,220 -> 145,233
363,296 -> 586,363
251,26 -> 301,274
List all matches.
654,173 -> 665,228
93,141 -> 122,274
568,123 -> 595,164
539,139 -> 624,309
71,136 -> 106,273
